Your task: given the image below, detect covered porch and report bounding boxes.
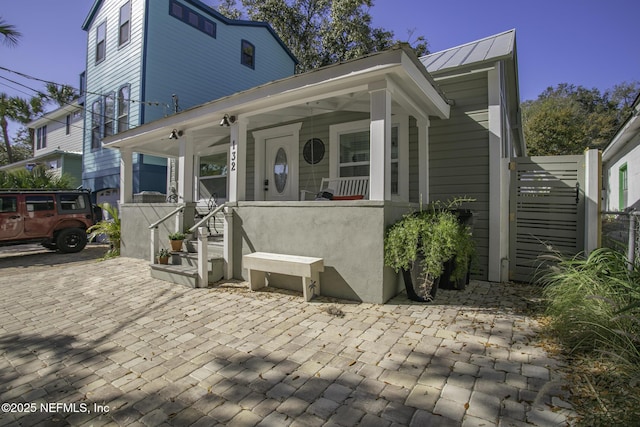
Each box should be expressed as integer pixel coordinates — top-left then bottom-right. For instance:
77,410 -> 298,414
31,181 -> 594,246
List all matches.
103,45 -> 451,303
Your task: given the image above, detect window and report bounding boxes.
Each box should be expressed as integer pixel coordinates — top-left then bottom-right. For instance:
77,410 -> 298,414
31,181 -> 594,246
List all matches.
168,0 -> 216,38
117,85 -> 130,133
26,196 -> 55,212
91,99 -> 102,149
199,152 -> 228,201
104,93 -> 115,138
241,40 -> 255,69
95,21 -> 106,63
66,114 -> 71,135
620,164 -> 628,210
337,126 -> 399,194
57,194 -> 87,212
119,1 -> 131,46
0,196 -> 17,213
36,125 -> 47,150
79,71 -> 86,97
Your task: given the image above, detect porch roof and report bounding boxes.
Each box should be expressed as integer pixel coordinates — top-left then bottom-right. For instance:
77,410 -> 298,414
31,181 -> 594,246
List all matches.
102,44 -> 450,158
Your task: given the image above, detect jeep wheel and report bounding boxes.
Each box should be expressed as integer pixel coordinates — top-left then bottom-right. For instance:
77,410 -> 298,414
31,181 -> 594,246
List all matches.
56,228 -> 88,253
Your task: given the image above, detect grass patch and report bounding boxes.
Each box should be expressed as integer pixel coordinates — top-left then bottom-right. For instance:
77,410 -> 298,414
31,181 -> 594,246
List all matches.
539,247 -> 640,425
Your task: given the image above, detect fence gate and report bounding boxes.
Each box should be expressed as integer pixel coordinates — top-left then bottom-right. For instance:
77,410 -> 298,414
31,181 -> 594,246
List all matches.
509,155 -> 585,282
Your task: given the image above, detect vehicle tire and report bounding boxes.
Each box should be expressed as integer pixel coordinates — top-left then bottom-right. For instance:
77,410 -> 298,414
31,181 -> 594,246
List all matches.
56,228 -> 88,253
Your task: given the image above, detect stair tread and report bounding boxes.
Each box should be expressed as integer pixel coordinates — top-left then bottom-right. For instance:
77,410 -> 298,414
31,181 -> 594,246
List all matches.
150,263 -> 198,276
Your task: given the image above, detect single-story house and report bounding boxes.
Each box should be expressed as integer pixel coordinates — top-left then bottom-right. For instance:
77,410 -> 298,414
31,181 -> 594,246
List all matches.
103,30 -> 525,303
602,93 -> 640,212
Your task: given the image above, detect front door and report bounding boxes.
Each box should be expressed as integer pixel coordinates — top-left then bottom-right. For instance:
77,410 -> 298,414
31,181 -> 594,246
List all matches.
265,135 -> 297,201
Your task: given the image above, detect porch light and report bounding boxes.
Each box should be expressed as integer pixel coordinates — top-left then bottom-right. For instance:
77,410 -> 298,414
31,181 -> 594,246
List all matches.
219,114 -> 236,127
169,129 -> 183,140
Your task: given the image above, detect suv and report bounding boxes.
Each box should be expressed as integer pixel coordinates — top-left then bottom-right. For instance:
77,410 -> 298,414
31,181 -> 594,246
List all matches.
0,190 -> 97,253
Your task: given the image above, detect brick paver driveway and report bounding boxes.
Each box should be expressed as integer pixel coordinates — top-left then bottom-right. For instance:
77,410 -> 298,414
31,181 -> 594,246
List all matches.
0,245 -> 575,426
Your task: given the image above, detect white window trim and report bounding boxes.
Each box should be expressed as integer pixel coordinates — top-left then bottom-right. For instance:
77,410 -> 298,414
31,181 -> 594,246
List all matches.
196,145 -> 229,203
329,117 -> 408,200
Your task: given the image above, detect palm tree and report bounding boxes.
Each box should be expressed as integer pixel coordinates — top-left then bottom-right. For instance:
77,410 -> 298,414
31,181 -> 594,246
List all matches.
0,17 -> 21,47
0,92 -> 14,163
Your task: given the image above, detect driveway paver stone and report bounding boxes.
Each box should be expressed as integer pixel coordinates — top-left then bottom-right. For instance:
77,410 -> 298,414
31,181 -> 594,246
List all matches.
0,245 -> 576,426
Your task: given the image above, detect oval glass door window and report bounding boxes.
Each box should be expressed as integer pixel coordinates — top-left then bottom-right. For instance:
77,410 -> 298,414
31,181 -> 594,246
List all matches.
273,147 -> 288,193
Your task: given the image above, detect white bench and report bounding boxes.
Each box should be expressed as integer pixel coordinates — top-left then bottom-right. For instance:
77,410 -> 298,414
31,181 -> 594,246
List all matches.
300,176 -> 369,200
243,252 -> 324,301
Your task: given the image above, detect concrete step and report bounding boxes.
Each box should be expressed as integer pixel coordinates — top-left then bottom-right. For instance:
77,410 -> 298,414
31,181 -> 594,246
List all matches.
150,253 -> 224,288
184,236 -> 223,257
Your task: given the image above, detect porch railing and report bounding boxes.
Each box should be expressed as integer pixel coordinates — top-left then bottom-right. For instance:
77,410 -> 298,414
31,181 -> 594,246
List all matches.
189,203 -> 226,234
148,204 -> 185,264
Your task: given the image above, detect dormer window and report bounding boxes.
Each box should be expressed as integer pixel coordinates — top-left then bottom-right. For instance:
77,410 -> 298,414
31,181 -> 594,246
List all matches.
169,0 -> 216,38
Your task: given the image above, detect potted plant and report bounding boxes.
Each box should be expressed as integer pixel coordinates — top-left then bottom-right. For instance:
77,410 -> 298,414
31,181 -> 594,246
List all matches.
439,209 -> 475,290
157,248 -> 170,264
384,198 -> 475,301
168,231 -> 186,251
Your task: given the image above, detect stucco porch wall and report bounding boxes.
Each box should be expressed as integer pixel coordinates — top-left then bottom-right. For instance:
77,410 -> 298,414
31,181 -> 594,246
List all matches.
232,201 -> 413,304
120,203 -> 196,261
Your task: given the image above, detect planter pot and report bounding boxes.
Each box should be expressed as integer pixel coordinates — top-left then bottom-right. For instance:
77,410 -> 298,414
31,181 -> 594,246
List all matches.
157,256 -> 169,265
439,257 -> 469,290
402,257 -> 439,302
170,240 -> 183,252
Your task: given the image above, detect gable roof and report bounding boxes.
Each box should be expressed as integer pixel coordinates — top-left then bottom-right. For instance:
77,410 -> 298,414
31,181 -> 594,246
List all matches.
82,0 -> 297,64
421,29 -> 516,73
602,93 -> 640,162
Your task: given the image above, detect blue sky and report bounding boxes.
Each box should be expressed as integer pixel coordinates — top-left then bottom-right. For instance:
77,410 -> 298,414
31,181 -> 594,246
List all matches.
0,0 -> 638,116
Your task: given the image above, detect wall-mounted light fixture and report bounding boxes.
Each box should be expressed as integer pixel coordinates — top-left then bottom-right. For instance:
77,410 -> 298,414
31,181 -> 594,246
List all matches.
219,114 -> 236,127
169,129 -> 183,140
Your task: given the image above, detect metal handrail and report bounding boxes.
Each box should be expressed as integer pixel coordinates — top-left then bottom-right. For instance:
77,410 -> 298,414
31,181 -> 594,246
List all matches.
148,204 -> 185,229
190,203 -> 226,233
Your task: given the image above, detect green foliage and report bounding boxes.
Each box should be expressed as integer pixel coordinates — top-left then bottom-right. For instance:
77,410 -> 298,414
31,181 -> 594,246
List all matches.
221,0 -> 427,73
157,248 -> 170,258
384,198 -> 475,282
87,203 -> 121,258
0,165 -> 73,189
0,17 -> 21,47
522,82 -> 640,155
168,231 -> 186,241
541,248 -> 640,371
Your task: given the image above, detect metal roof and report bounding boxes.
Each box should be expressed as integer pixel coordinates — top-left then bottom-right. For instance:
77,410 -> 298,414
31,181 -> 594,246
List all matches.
420,29 -> 516,73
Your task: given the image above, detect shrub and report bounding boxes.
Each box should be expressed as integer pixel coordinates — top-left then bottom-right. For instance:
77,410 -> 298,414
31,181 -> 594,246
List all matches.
541,248 -> 640,369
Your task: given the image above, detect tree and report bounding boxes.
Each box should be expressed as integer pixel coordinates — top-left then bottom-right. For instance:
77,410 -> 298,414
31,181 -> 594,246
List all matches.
0,165 -> 73,189
216,0 -> 426,73
522,82 -> 639,156
0,17 -> 21,47
0,92 -> 15,163
44,83 -> 79,108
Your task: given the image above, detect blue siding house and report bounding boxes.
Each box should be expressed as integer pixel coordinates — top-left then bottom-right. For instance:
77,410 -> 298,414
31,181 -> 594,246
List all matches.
81,0 -> 296,204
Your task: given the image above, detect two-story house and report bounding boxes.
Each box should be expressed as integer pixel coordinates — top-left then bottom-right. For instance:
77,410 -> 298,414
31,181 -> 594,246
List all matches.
81,0 -> 297,206
0,101 -> 84,187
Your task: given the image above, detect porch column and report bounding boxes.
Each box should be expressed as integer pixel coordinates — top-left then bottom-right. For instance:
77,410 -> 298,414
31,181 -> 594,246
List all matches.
488,64 -> 508,282
178,136 -> 194,203
417,118 -> 430,205
584,148 -> 602,255
119,148 -> 133,204
228,118 -> 247,202
369,81 -> 392,201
